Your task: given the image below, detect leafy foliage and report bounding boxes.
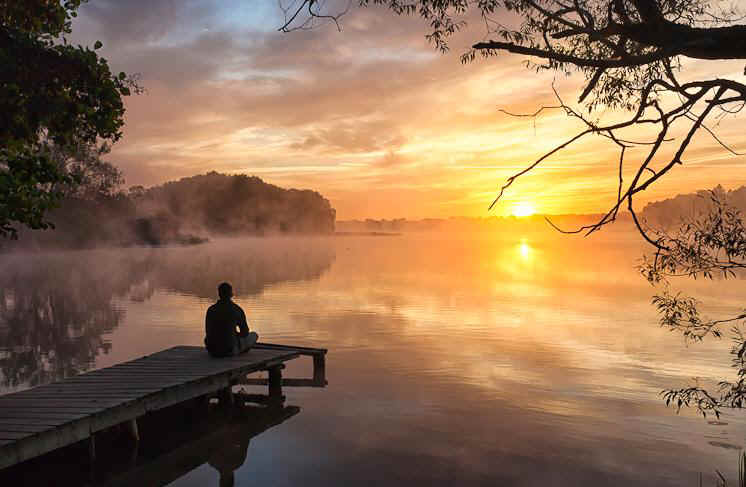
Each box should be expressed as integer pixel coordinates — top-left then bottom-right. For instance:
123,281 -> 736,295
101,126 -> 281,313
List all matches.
0,0 -> 139,238
640,194 -> 746,417
642,194 -> 746,284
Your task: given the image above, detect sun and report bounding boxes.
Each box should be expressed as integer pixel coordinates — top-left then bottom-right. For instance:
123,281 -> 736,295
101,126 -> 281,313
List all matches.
512,202 -> 536,217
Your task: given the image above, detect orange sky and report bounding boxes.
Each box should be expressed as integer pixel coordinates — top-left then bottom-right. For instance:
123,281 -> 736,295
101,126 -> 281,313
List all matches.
72,1 -> 746,219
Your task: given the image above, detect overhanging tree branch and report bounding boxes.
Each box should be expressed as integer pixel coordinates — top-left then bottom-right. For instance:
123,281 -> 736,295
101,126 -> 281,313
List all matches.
278,0 -> 746,416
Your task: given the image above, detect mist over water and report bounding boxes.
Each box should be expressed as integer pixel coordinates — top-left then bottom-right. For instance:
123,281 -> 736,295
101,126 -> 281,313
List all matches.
0,238 -> 335,392
2,230 -> 746,485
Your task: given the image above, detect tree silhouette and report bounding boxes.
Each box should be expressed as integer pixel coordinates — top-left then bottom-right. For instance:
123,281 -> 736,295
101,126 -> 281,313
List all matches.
0,0 -> 140,239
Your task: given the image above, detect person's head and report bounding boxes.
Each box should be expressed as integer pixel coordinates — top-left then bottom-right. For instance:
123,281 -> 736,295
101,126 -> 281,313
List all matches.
218,282 -> 233,300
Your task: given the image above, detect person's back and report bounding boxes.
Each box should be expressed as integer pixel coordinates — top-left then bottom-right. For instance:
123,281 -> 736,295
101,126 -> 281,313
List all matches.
205,282 -> 258,357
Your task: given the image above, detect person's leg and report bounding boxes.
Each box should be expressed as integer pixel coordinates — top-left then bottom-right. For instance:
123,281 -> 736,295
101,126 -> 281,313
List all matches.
235,332 -> 258,354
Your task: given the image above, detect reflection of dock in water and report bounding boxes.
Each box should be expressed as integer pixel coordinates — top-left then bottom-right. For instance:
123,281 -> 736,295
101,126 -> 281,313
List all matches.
0,343 -> 326,474
1,395 -> 301,486
104,400 -> 301,487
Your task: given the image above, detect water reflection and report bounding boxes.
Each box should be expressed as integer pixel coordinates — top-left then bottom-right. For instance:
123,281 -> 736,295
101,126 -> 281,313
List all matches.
518,239 -> 531,260
0,238 -> 334,391
0,253 -> 129,390
3,232 -> 746,485
107,400 -> 301,487
0,397 -> 300,487
134,238 -> 335,300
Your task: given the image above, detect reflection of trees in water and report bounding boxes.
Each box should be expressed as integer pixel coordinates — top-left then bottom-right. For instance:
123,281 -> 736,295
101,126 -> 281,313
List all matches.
0,238 -> 335,390
0,253 -> 141,389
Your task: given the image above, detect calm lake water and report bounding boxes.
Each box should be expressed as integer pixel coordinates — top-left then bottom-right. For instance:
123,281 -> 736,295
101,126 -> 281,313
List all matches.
2,229 -> 746,485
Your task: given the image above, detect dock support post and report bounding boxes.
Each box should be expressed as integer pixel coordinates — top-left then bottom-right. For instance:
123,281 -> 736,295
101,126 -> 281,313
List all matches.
313,353 -> 326,385
268,365 -> 283,402
88,433 -> 96,463
219,387 -> 235,407
125,418 -> 140,443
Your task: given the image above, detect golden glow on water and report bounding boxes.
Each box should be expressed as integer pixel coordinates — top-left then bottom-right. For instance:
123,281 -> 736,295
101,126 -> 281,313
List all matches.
518,240 -> 532,260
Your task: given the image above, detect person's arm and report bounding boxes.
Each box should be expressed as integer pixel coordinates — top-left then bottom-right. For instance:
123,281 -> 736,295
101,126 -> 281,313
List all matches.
236,304 -> 250,337
204,307 -> 212,344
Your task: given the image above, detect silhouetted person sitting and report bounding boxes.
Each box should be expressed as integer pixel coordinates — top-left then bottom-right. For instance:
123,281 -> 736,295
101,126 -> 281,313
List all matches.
205,282 -> 259,358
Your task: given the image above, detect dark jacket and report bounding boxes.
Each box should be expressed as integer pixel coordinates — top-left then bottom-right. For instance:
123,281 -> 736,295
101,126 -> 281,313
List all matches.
205,299 -> 250,357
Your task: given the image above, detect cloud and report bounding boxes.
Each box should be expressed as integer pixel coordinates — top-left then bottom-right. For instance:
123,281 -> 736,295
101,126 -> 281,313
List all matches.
70,1 -> 745,219
76,0 -> 215,45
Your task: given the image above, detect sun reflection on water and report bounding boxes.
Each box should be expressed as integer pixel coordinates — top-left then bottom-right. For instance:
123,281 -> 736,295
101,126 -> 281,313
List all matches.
518,241 -> 531,259
516,238 -> 533,261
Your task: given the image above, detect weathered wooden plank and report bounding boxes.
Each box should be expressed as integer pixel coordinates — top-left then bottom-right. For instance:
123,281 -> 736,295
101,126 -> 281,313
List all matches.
28,386 -> 161,392
0,407 -> 91,417
0,411 -> 87,420
0,419 -> 91,470
99,375 -> 224,381
0,406 -> 108,413
0,424 -> 50,433
0,396 -> 138,408
55,380 -> 199,387
34,381 -> 164,388
90,403 -> 147,432
79,367 -> 228,373
28,388 -> 159,394
0,394 -> 135,402
256,342 -> 328,354
90,361 -> 238,368
0,418 -> 71,426
66,377 -> 211,384
104,365 -> 285,375
99,363 -> 298,378
0,401 -> 125,410
20,391 -> 157,398
73,361 -> 287,375
239,378 -> 327,387
122,352 -> 289,364
0,431 -> 34,440
144,377 -> 231,412
62,375 -> 203,381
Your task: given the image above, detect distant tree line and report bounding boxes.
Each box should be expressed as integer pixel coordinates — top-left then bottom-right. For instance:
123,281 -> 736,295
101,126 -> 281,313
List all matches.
3,171 -> 336,250
337,214 -> 632,233
641,185 -> 746,228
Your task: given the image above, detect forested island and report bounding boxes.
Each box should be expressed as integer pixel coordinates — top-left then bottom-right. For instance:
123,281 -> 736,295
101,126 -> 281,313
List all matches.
3,172 -> 336,250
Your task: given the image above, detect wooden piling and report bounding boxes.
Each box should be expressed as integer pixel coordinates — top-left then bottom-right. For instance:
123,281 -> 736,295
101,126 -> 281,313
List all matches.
125,418 -> 139,443
268,365 -> 283,400
313,354 -> 326,384
88,434 -> 96,463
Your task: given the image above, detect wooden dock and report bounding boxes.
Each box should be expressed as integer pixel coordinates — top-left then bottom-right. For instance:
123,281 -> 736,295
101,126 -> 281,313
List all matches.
0,343 -> 327,470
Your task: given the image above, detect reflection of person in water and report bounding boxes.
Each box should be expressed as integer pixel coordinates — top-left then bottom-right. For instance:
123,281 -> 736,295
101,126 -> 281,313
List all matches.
205,282 -> 259,357
208,432 -> 251,487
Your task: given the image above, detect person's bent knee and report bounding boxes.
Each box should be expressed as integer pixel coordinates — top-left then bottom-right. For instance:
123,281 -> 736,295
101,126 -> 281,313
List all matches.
237,332 -> 258,353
